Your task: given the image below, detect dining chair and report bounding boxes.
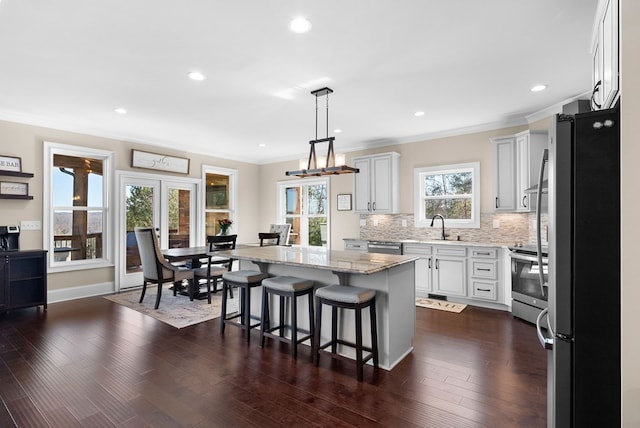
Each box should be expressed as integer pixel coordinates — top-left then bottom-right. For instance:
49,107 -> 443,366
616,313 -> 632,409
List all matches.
259,232 -> 280,246
191,234 -> 238,301
269,224 -> 291,246
134,227 -> 194,309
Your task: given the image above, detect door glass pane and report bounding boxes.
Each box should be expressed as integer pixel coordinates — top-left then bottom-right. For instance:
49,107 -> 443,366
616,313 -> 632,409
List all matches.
206,173 -> 229,209
168,188 -> 191,249
286,187 -> 301,214
307,184 -> 327,215
309,217 -> 327,247
125,185 -> 154,273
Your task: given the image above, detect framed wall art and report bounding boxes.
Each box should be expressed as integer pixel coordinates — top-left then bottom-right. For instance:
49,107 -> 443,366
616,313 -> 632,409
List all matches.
131,149 -> 190,174
0,181 -> 29,196
337,193 -> 352,211
0,155 -> 22,173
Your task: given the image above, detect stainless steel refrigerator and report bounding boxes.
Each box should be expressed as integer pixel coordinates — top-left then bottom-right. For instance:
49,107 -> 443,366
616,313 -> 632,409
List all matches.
537,106 -> 620,427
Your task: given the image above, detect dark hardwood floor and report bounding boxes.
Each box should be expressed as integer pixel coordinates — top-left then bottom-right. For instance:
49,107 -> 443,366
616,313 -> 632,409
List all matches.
0,297 -> 546,427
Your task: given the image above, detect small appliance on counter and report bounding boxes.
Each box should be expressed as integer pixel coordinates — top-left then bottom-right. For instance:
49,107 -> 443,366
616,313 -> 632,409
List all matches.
0,225 -> 20,251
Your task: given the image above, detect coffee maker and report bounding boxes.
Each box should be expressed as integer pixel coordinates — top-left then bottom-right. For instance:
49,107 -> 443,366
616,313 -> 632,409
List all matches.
0,225 -> 20,251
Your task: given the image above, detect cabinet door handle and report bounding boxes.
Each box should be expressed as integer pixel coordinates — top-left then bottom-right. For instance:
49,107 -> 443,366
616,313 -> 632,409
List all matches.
435,259 -> 439,269
372,202 -> 376,211
591,80 -> 602,110
428,258 -> 432,269
522,194 -> 527,208
367,202 -> 371,211
495,197 -> 499,209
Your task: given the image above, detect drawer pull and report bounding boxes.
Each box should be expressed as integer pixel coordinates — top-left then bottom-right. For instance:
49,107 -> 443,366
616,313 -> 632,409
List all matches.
477,252 -> 491,256
477,268 -> 491,271
477,288 -> 491,292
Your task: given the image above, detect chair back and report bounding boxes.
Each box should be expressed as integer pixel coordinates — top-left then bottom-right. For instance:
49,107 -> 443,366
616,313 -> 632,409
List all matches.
269,224 -> 291,246
134,227 -> 164,281
206,234 -> 237,251
259,232 -> 280,246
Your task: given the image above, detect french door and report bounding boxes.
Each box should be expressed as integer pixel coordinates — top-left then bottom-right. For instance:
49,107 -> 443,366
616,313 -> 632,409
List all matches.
117,172 -> 200,290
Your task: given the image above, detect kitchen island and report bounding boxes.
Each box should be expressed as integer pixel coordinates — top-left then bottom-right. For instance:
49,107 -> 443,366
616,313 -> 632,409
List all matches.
220,246 -> 417,370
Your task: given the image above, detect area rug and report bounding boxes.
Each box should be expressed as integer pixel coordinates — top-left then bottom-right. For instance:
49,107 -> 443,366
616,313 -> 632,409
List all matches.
104,284 -> 238,329
416,297 -> 467,313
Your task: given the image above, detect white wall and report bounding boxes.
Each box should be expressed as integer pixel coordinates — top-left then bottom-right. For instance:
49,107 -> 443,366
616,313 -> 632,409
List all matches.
620,0 -> 640,425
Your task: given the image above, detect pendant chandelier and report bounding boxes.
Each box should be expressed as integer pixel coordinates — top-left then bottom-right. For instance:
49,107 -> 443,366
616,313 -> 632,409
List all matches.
285,87 -> 359,177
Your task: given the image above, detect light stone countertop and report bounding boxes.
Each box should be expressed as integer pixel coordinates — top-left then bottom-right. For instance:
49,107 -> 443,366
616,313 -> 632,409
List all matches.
219,245 -> 417,275
343,238 -> 514,249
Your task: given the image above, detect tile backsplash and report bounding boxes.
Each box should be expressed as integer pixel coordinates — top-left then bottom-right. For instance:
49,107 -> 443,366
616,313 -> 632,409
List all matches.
359,212 -> 547,245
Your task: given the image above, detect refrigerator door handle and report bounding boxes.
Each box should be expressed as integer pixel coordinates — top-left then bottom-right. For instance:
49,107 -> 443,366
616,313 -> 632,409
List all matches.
536,149 -> 549,297
536,308 -> 554,350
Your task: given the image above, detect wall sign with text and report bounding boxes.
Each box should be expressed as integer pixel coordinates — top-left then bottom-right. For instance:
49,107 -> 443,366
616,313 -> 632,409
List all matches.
131,150 -> 190,174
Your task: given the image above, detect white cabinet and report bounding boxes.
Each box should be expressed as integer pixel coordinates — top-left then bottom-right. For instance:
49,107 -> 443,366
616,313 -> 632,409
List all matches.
432,246 -> 467,297
492,137 -> 517,211
493,132 -> 547,213
515,131 -> 547,212
353,152 -> 399,214
468,248 -> 499,301
404,243 -> 433,297
591,0 -> 620,110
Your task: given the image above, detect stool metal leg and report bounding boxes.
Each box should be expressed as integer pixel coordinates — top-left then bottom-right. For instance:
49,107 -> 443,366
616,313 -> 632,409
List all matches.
314,297 -> 322,366
308,291 -> 315,353
260,287 -> 269,348
331,306 -> 338,354
355,306 -> 364,382
220,280 -> 228,334
244,285 -> 251,342
370,300 -> 379,368
291,294 -> 298,359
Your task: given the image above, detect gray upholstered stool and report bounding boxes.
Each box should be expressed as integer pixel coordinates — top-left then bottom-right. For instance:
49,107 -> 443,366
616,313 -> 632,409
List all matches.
313,284 -> 379,381
221,270 -> 268,342
260,276 -> 315,360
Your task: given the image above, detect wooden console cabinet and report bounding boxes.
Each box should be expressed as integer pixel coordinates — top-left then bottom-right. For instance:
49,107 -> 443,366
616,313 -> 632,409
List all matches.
0,250 -> 47,312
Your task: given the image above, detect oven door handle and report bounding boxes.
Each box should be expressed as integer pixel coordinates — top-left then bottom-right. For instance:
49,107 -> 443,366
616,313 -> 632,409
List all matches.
509,252 -> 548,264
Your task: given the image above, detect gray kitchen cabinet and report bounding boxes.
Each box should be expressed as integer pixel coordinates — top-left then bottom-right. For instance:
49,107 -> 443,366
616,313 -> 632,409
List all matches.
403,243 -> 433,297
591,0 -> 619,110
515,131 -> 548,212
353,152 -> 399,214
432,246 -> 467,297
492,136 -> 517,211
468,247 -> 499,301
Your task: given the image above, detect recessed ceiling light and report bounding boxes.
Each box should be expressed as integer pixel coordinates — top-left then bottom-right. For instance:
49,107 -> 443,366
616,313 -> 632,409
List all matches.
114,107 -> 127,114
188,71 -> 206,81
414,111 -> 425,117
289,17 -> 311,33
259,143 -> 266,148
531,84 -> 547,92
334,129 -> 342,133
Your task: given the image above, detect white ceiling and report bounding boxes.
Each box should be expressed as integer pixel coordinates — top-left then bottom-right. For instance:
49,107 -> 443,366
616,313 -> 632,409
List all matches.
0,0 -> 598,164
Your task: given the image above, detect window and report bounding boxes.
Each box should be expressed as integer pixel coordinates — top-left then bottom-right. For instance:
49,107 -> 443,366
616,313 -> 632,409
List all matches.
44,142 -> 114,271
414,162 -> 480,228
203,166 -> 237,238
277,178 -> 329,247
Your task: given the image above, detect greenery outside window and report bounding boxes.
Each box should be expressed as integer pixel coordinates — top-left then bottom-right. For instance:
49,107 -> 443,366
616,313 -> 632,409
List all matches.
278,178 -> 329,247
44,142 -> 114,271
414,162 -> 480,228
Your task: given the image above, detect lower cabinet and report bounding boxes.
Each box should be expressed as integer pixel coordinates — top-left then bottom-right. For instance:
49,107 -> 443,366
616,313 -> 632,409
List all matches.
0,250 -> 48,312
432,246 -> 467,297
405,243 -> 504,306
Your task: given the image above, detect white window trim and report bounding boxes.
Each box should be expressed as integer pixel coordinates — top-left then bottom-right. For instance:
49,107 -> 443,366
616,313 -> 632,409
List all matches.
413,161 -> 480,229
43,141 -> 115,272
201,165 -> 238,244
276,177 -> 330,248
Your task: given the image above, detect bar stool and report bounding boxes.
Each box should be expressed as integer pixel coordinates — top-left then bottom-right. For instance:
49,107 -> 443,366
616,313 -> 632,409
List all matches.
221,270 -> 268,343
313,285 -> 379,381
260,276 -> 315,360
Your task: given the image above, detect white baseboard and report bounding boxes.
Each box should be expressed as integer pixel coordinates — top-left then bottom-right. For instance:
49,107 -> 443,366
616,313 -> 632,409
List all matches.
48,281 -> 115,303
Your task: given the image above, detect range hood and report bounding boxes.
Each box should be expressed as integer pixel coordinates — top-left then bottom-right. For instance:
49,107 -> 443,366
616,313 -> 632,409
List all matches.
524,179 -> 548,194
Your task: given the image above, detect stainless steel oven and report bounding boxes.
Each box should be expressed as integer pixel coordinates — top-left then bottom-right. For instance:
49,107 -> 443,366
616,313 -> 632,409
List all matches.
367,241 -> 403,255
509,245 -> 548,325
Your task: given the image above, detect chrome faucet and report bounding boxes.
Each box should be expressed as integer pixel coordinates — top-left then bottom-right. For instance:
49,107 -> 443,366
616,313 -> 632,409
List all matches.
430,214 -> 447,240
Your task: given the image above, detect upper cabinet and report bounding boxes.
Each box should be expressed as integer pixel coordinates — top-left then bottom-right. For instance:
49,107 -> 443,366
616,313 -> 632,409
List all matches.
515,131 -> 547,212
353,152 -> 399,214
591,0 -> 620,110
492,131 -> 547,213
492,136 -> 517,211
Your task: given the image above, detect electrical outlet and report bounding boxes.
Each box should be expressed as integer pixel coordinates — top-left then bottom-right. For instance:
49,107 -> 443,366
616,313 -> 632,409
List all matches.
492,219 -> 500,228
20,220 -> 41,231
402,219 -> 408,227
373,219 -> 379,226
360,219 -> 366,227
